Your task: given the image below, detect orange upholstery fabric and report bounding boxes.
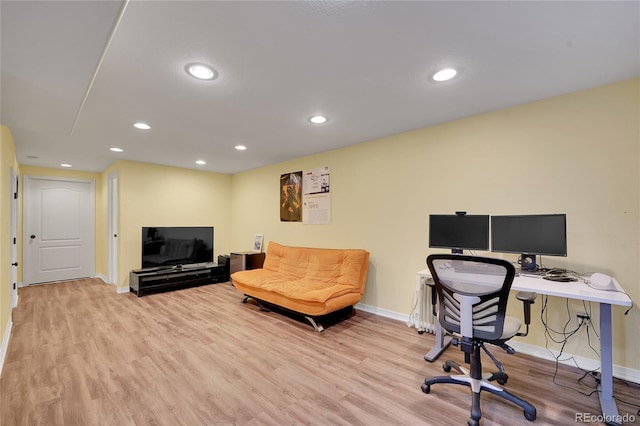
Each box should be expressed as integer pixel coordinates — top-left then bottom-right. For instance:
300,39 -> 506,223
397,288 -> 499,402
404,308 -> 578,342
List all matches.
231,242 -> 370,316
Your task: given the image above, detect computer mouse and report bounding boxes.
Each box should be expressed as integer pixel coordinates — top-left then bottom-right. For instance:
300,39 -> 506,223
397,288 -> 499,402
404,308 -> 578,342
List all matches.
589,273 -> 615,290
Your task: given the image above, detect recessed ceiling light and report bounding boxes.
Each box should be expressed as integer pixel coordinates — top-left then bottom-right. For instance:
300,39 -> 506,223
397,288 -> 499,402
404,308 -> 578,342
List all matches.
134,122 -> 151,130
110,147 -> 124,152
235,145 -> 247,151
432,68 -> 458,82
195,160 -> 206,165
309,115 -> 328,124
60,163 -> 72,168
186,63 -> 217,80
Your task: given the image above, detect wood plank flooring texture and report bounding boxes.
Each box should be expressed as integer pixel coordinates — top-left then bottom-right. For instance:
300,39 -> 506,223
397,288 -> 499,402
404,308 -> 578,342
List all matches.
1,279 -> 638,426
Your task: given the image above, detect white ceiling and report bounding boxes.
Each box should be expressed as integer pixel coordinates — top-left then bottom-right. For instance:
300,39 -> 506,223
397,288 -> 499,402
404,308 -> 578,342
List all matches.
2,1 -> 639,174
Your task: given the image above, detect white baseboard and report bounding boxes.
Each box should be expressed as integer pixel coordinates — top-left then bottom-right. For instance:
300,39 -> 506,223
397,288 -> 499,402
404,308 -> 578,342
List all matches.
355,302 -> 411,323
93,273 -> 128,293
355,302 -> 640,385
0,315 -> 13,376
507,341 -> 640,385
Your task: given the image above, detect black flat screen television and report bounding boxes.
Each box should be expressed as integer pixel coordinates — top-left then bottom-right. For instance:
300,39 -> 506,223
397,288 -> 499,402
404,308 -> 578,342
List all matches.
491,214 -> 566,271
429,214 -> 490,253
141,226 -> 213,269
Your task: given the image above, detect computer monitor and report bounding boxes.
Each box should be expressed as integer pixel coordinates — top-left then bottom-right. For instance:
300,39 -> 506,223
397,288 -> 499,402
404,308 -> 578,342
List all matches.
429,214 -> 490,254
491,214 -> 567,271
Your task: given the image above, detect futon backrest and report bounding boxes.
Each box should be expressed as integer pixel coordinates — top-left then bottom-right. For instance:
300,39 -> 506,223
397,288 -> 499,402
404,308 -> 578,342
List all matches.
263,242 -> 370,294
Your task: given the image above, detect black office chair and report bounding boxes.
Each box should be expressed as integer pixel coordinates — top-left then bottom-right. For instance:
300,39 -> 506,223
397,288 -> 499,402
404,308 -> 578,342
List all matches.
421,254 -> 536,426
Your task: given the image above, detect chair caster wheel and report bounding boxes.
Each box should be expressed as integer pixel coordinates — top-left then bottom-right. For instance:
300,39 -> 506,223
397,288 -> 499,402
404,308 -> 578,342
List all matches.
524,410 -> 536,421
443,363 -> 452,372
489,372 -> 508,386
467,419 -> 479,426
421,383 -> 430,394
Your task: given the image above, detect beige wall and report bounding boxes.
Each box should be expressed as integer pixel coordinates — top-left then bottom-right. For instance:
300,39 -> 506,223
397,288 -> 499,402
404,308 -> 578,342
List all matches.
110,161 -> 232,288
0,126 -> 19,342
230,79 -> 640,370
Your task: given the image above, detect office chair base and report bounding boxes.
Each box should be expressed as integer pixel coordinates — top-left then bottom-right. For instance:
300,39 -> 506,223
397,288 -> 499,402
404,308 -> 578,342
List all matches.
442,360 -> 503,384
422,375 -> 536,424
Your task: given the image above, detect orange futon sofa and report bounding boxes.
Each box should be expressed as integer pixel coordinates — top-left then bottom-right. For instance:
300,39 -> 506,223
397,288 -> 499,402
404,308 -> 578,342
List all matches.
231,241 -> 370,332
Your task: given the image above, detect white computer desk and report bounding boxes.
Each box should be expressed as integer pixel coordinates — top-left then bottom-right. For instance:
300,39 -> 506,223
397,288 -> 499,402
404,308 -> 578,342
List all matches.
417,268 -> 633,425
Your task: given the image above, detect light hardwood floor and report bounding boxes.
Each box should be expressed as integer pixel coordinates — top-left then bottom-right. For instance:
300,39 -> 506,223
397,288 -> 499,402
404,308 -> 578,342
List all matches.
1,278 -> 638,425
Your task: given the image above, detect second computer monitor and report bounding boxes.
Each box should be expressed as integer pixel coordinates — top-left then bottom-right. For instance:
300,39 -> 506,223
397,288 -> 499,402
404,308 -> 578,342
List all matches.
491,214 -> 567,270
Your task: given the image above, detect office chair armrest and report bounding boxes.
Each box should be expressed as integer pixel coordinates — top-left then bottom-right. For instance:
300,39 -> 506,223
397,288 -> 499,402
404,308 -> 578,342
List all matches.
425,277 -> 437,307
515,291 -> 537,336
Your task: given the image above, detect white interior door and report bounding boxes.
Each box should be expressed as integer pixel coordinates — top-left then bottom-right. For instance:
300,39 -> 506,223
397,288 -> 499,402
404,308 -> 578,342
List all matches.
108,172 -> 119,285
23,176 -> 95,285
10,170 -> 18,307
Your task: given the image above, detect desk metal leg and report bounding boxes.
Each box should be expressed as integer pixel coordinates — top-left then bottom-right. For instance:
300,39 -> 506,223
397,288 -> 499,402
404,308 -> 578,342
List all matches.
598,303 -> 621,426
421,276 -> 452,362
424,321 -> 452,362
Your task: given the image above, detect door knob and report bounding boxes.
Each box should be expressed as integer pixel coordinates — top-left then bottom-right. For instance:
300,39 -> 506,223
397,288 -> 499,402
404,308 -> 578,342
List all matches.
30,234 -> 36,239
11,262 -> 18,266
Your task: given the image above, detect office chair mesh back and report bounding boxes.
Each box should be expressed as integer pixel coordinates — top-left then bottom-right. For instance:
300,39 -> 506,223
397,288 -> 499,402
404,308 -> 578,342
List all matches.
428,255 -> 515,341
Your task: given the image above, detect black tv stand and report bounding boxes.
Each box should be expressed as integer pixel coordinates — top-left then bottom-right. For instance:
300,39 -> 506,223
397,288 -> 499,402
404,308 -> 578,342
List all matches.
129,262 -> 229,297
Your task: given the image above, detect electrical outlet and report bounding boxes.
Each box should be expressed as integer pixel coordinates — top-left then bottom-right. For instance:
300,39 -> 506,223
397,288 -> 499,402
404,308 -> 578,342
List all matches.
577,312 -> 590,327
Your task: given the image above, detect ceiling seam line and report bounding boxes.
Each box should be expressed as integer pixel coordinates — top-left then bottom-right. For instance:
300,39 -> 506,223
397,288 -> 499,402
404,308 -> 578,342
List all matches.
69,0 -> 130,137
